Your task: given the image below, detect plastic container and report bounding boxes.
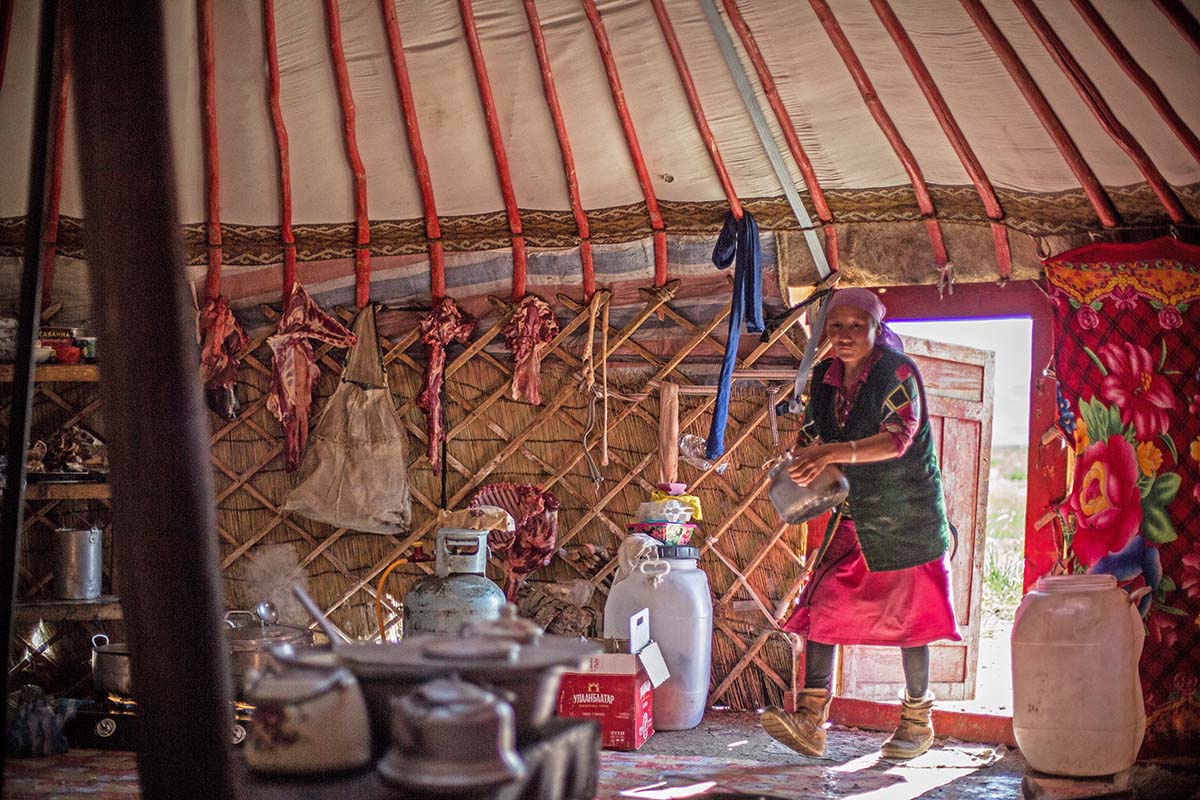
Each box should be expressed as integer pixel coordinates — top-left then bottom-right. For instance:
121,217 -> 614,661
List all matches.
603,545 -> 712,730
1011,574 -> 1148,777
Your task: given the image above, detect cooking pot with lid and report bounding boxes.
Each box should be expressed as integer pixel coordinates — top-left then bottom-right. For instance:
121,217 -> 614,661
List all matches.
224,610 -> 313,692
91,634 -> 132,696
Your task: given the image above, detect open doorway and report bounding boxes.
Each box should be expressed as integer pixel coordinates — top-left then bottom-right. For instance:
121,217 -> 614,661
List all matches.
888,317 -> 1033,714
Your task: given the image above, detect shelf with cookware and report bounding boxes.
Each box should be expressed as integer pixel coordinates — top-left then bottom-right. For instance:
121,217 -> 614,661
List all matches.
13,595 -> 123,623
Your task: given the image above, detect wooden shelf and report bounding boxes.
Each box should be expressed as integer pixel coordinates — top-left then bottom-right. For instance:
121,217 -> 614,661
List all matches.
23,482 -> 111,500
14,595 -> 122,622
0,363 -> 100,382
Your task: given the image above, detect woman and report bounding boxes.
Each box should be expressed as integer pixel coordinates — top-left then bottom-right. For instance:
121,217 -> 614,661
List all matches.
760,287 -> 959,760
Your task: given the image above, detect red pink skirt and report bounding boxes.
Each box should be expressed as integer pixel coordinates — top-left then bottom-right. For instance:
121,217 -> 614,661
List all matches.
782,517 -> 961,647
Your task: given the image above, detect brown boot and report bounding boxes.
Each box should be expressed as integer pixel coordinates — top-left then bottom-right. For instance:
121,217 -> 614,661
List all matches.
881,691 -> 935,759
760,688 -> 832,757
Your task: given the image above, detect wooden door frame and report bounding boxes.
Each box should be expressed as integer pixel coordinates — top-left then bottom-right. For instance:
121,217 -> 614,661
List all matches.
781,280 -> 1060,744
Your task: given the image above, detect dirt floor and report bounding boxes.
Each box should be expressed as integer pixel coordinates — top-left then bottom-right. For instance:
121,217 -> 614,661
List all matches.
634,710 -> 1200,800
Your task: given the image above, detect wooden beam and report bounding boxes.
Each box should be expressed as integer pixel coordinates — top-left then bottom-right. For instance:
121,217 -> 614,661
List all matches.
457,0 -> 526,299
1154,0 -> 1200,57
581,0 -> 668,285
263,0 -> 297,298
70,0 -> 237,793
809,0 -> 948,271
199,0 -> 222,305
40,5 -> 69,307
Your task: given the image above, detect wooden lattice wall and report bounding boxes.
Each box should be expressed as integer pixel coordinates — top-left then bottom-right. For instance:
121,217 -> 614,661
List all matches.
10,284 -> 816,710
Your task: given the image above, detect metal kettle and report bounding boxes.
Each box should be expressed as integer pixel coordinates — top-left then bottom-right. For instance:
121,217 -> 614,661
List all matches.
402,529 -> 505,636
767,453 -> 850,525
377,677 -> 525,794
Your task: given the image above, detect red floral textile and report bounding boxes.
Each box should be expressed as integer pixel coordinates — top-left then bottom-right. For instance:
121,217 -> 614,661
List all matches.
1042,237 -> 1200,757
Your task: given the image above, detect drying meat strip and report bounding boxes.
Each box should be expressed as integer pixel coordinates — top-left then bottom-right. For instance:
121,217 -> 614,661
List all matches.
266,284 -> 356,469
416,297 -> 476,468
471,482 -> 561,601
199,294 -> 248,420
503,295 -> 559,405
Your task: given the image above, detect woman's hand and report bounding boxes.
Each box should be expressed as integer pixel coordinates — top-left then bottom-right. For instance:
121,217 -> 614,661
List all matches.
787,444 -> 835,486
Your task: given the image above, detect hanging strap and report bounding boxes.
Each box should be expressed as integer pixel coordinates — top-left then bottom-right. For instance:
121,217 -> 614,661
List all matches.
698,0 -> 830,279
343,304 -> 387,389
788,291 -> 832,415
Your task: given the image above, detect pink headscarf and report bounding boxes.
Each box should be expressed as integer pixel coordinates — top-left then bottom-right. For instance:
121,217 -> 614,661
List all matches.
826,287 -> 904,352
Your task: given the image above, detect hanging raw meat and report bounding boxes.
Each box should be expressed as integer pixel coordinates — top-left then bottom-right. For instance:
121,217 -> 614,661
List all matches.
471,483 -> 561,602
267,284 -> 356,470
503,295 -> 559,405
416,297 -> 476,468
199,295 -> 248,420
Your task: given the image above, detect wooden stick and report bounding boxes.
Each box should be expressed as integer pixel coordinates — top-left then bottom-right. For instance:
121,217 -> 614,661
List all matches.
199,0 -> 222,305
39,7 -> 69,308
0,0 -> 14,91
600,293 -> 609,464
522,0 -> 594,298
581,0 -> 668,285
1014,0 -> 1186,223
457,0 -> 526,299
1070,0 -> 1200,166
380,0 -> 445,299
867,0 -> 1012,279
649,0 -> 742,219
959,0 -> 1118,228
719,0 -> 837,267
263,0 -> 296,298
810,0 -> 948,270
659,381 -> 679,484
321,0 -> 371,308
1154,0 -> 1200,57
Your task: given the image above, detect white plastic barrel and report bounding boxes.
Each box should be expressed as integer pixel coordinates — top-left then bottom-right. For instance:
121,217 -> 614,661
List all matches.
604,545 -> 712,730
1011,574 -> 1147,776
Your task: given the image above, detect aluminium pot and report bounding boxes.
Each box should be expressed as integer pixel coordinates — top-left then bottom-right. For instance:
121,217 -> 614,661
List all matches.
224,610 -> 313,693
91,634 -> 132,696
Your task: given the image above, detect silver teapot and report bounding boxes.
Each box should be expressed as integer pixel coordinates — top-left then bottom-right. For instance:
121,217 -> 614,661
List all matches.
377,677 -> 525,794
767,453 -> 849,525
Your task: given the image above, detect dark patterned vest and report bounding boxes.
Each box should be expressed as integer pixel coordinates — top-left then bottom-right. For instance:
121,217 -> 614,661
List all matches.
810,348 -> 951,571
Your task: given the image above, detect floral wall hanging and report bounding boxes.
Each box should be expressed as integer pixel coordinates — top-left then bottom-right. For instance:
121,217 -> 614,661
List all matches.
1043,237 -> 1200,756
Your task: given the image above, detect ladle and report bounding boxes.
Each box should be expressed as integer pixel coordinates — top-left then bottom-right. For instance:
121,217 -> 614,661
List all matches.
292,584 -> 354,645
254,599 -> 278,628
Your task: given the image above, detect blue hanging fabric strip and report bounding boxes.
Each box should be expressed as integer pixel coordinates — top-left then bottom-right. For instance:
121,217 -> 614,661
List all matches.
706,211 -> 763,460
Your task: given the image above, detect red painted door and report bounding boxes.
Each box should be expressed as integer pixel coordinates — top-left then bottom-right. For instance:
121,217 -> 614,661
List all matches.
838,335 -> 995,701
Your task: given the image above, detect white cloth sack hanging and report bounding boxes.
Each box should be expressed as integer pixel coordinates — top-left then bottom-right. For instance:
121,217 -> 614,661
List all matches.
284,305 -> 412,533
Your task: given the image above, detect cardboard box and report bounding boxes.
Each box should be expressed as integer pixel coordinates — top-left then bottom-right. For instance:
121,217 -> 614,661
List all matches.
556,609 -> 669,751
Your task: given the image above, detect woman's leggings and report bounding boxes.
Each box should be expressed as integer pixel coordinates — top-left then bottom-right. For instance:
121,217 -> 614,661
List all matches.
803,640 -> 930,699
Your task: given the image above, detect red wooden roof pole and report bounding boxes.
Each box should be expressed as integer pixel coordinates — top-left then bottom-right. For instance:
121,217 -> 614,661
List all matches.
649,0 -> 743,221
380,0 -> 445,300
40,10 -> 69,308
457,0 -> 527,300
809,0 -> 948,270
522,0 -> 595,299
869,0 -> 1011,278
322,0 -> 371,309
959,0 -> 1118,229
581,0 -> 667,287
1154,0 -> 1200,57
1014,0 -> 1187,223
720,0 -> 838,269
200,0 -> 222,306
263,0 -> 297,299
0,0 -> 13,90
1071,0 -> 1200,167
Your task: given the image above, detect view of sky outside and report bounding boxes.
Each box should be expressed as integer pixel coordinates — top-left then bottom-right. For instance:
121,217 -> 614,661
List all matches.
888,318 -> 1033,448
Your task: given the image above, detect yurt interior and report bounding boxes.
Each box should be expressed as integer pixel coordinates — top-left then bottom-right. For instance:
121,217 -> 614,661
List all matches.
1,0 -> 1199,798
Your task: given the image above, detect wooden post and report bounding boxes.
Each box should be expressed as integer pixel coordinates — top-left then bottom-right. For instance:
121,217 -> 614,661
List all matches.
659,381 -> 679,485
69,2 -> 238,798
0,0 -> 59,790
